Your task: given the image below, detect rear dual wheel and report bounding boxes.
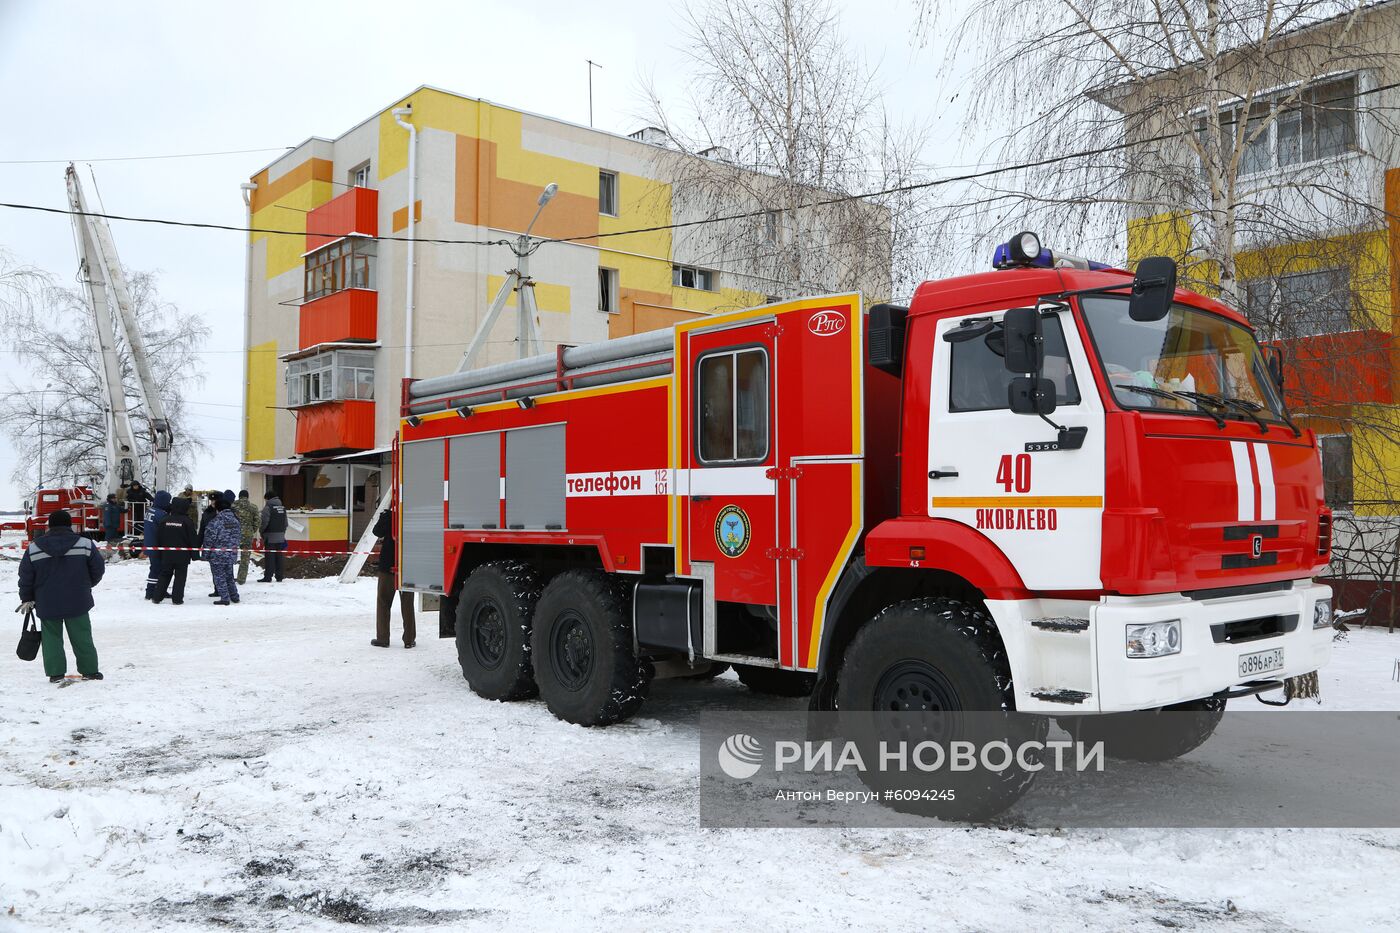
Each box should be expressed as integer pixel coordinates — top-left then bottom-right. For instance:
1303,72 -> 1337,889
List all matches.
455,561 -> 542,701
531,570 -> 652,726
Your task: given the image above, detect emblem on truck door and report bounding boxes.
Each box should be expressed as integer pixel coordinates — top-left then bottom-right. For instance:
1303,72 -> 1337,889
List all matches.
715,505 -> 752,558
807,310 -> 846,336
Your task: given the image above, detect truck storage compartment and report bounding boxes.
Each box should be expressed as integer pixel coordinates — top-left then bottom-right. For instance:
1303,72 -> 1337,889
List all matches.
400,438 -> 445,591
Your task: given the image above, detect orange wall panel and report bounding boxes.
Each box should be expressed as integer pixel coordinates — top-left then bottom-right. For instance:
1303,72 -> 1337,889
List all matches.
294,400 -> 376,455
299,289 -> 378,348
306,187 -> 379,252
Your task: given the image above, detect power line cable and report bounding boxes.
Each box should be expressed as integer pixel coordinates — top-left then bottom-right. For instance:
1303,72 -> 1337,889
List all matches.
0,146 -> 295,165
3,76 -> 1396,253
0,201 -> 511,247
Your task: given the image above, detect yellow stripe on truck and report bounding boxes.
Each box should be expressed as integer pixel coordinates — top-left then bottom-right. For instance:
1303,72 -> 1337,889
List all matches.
931,496 -> 1105,509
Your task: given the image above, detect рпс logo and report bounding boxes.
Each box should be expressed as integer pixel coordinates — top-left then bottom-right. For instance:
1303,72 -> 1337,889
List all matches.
807,310 -> 846,336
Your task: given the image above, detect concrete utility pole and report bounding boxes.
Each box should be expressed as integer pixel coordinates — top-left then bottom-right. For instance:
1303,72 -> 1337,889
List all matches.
457,182 -> 559,373
586,60 -> 602,127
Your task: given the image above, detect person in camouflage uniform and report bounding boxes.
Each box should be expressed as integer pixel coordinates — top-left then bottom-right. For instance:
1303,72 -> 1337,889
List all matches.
232,489 -> 261,584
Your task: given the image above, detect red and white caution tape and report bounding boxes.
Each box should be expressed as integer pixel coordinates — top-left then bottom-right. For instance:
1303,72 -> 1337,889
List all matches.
0,543 -> 380,556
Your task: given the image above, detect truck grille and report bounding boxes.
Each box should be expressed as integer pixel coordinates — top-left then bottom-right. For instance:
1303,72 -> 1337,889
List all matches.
1209,613 -> 1299,645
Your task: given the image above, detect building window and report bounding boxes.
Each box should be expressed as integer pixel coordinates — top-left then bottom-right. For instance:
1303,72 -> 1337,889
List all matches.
304,238 -> 377,301
1196,75 -> 1359,177
599,170 -> 618,216
696,347 -> 769,464
286,349 -> 376,407
1320,434 -> 1353,510
949,314 -> 1080,412
1242,268 -> 1352,339
349,161 -> 372,188
673,263 -> 717,291
598,267 -> 619,314
762,211 -> 779,244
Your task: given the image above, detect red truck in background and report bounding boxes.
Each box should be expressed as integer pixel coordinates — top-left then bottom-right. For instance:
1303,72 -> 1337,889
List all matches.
22,485 -> 105,540
393,233 -> 1333,811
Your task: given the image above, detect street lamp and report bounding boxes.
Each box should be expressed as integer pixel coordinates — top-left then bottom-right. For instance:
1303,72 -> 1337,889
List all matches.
458,181 -> 561,371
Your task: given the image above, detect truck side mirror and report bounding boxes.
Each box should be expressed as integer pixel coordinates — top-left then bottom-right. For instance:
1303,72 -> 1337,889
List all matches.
1001,307 -> 1043,374
1009,377 -> 1058,416
1129,256 -> 1177,322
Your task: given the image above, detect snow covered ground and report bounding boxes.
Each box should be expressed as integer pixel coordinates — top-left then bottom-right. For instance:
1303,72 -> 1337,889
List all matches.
2,552 -> 1400,931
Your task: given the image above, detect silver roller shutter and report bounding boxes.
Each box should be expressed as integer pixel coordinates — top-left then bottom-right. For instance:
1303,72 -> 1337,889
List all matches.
400,438 -> 445,591
449,432 -> 501,529
505,424 -> 565,530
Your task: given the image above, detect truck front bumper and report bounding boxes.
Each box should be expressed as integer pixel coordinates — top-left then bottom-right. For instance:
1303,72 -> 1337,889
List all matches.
988,581 -> 1333,714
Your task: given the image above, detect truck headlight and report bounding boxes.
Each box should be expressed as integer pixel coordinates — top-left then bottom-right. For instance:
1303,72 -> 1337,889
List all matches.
1313,599 -> 1332,630
1126,620 -> 1181,658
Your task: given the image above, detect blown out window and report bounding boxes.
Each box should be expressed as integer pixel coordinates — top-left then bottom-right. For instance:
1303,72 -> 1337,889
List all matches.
697,347 -> 769,463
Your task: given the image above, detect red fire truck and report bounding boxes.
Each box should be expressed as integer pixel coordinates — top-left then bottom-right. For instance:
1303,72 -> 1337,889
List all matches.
396,233 -> 1332,757
24,485 -> 105,540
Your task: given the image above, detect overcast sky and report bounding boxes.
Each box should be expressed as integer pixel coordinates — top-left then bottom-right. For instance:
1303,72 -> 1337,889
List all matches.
0,0 -> 970,509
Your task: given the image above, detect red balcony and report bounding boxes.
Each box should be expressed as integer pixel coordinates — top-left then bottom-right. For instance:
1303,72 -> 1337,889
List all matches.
294,400 -> 376,456
306,186 -> 378,251
1274,328 -> 1393,409
300,289 -> 377,348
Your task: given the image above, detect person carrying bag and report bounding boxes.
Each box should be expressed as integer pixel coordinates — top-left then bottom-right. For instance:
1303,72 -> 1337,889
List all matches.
17,509 -> 105,683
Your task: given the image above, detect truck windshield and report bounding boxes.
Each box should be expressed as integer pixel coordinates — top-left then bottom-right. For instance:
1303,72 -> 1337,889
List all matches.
1079,296 -> 1287,422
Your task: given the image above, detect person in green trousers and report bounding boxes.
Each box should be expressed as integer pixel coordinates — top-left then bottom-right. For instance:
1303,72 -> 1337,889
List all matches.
18,509 -> 105,683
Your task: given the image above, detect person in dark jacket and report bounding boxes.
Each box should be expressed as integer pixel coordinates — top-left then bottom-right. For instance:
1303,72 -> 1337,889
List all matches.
258,492 -> 288,582
144,490 -> 171,600
370,505 -> 415,648
102,494 -> 124,546
18,510 -> 105,683
152,496 -> 197,604
203,497 -> 242,605
125,481 -> 151,540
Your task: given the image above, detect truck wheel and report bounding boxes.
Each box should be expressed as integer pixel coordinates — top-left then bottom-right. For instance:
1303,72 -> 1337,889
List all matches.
531,570 -> 651,726
455,561 -> 542,701
735,664 -> 816,697
835,598 -> 1043,821
1067,698 -> 1225,762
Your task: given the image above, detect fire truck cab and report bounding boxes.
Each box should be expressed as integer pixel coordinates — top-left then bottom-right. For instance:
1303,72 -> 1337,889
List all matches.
397,233 -> 1332,747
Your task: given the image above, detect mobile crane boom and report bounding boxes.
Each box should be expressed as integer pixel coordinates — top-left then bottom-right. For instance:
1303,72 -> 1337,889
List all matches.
65,164 -> 172,495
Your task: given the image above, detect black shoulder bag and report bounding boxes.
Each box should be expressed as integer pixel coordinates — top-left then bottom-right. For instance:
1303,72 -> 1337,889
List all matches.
16,608 -> 41,661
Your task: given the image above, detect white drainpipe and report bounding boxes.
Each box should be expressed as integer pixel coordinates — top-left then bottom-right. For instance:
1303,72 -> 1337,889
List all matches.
239,181 -> 257,493
392,106 -> 418,380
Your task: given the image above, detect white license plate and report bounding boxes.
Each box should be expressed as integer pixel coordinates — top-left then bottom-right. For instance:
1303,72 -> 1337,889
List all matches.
1238,646 -> 1284,678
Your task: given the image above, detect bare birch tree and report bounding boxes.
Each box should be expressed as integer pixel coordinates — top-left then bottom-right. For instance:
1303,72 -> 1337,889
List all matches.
0,267 -> 210,493
640,0 -> 933,302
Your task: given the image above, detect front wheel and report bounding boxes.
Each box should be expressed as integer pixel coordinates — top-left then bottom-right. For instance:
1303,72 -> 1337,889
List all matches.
835,598 -> 1043,821
1065,698 -> 1225,762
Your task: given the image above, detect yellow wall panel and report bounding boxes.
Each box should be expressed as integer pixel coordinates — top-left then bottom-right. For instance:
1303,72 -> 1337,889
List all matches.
485,275 -> 572,313
244,340 -> 278,460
